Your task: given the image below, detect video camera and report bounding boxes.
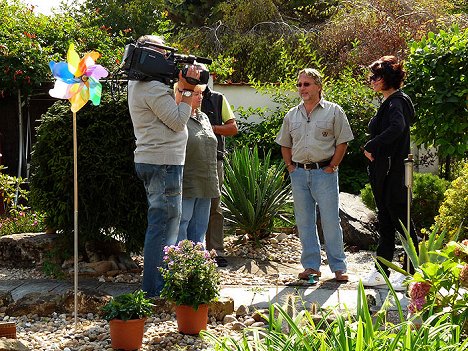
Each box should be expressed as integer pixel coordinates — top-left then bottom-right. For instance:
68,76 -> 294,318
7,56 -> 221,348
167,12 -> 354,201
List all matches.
121,41 -> 212,86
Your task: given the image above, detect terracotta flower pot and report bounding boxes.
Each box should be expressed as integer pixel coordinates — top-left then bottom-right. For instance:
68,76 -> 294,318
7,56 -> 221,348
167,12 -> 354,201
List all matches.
109,318 -> 146,350
0,322 -> 16,339
175,304 -> 209,335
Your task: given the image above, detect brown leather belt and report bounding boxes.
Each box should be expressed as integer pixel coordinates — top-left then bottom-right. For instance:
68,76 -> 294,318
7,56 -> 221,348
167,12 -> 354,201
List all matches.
295,160 -> 330,170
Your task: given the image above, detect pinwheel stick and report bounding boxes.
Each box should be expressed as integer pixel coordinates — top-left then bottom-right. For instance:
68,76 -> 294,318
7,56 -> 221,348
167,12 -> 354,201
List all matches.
73,112 -> 79,327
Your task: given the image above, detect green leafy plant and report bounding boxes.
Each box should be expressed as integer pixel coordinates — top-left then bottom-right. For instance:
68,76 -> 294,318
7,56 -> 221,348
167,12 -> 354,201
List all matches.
380,221 -> 468,331
222,146 -> 292,242
405,25 -> 468,178
406,240 -> 468,331
202,281 -> 467,350
0,166 -> 46,236
101,290 -> 154,321
29,93 -> 147,253
360,183 -> 376,211
433,163 -> 468,240
159,240 -> 220,310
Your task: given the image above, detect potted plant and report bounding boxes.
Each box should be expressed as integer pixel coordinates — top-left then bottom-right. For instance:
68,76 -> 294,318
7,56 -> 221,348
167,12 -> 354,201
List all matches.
159,240 -> 221,335
102,289 -> 154,350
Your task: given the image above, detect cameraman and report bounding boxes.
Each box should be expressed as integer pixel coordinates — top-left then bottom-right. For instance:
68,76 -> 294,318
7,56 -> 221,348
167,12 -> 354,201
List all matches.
128,34 -> 202,298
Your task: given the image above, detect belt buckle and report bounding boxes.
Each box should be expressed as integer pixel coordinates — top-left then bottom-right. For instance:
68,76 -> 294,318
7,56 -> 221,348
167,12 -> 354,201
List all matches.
303,163 -> 312,170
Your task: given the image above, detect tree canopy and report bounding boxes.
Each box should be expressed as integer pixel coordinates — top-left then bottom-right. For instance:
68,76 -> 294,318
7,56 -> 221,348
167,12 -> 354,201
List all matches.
405,25 -> 468,177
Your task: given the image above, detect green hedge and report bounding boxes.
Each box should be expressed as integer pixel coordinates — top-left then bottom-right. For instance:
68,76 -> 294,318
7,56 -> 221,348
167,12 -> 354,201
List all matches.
29,92 -> 147,253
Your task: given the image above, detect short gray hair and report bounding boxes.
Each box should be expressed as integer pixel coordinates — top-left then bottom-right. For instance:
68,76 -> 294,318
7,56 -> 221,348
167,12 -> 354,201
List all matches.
137,35 -> 165,46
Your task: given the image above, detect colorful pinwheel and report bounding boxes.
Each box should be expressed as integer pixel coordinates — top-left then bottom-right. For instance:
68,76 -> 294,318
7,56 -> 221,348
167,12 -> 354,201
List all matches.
49,43 -> 108,112
48,43 -> 108,327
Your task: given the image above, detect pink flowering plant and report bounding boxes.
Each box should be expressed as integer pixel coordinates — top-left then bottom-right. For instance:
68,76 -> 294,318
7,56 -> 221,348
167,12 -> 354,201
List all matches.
407,239 -> 468,329
159,240 -> 220,309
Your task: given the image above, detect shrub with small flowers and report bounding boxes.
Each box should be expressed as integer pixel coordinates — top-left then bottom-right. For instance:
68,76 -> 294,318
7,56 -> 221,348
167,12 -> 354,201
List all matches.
0,168 -> 46,236
159,240 -> 220,309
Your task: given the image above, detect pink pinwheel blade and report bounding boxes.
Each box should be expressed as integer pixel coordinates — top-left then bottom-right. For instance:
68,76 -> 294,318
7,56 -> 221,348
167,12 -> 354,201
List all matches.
86,65 -> 108,80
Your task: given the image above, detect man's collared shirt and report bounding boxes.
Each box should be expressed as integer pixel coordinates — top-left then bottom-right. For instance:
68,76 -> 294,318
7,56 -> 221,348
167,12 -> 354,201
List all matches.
276,98 -> 354,163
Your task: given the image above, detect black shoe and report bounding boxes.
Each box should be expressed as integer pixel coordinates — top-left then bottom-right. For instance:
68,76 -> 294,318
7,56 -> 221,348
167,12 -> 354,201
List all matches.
215,256 -> 228,267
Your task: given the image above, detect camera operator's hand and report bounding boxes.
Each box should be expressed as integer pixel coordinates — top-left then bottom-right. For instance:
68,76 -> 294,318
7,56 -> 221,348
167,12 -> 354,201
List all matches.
178,65 -> 200,91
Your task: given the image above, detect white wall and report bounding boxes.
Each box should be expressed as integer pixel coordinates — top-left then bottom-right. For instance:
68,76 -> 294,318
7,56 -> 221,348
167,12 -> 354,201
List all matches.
212,83 -> 281,123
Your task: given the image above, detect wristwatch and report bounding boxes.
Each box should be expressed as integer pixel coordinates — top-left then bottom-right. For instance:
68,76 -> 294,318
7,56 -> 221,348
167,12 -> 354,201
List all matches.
330,164 -> 339,172
181,90 -> 193,97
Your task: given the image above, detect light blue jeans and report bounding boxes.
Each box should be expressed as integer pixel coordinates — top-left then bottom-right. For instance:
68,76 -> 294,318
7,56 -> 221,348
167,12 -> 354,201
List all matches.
177,197 -> 211,244
289,167 -> 347,273
135,163 -> 183,297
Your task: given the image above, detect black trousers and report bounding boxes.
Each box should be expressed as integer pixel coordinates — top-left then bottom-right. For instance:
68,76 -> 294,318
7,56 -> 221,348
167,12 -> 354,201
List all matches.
368,159 -> 419,276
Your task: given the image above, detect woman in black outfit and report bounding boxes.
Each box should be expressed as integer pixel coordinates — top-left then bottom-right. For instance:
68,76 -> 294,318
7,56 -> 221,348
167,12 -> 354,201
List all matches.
362,55 -> 419,291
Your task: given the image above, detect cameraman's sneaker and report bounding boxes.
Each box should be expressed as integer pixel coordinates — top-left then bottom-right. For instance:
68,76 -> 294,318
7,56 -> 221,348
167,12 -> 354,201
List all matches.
390,273 -> 408,292
362,270 -> 387,287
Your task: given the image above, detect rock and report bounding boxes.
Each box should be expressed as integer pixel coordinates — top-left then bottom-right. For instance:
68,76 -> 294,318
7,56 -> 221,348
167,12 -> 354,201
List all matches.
62,288 -> 111,315
0,292 -> 13,308
317,192 -> 378,249
209,297 -> 234,321
0,339 -> 30,351
223,314 -> 237,324
235,304 -> 249,317
81,261 -> 119,275
5,292 -> 62,317
244,317 -> 256,326
231,321 -> 246,331
0,233 -> 58,268
250,321 -> 266,328
275,233 -> 288,242
252,309 -> 268,323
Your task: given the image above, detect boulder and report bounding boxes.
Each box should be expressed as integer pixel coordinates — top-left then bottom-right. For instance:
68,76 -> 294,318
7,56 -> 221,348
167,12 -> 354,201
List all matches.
0,339 -> 30,351
5,292 -> 62,317
317,192 -> 378,249
0,233 -> 57,268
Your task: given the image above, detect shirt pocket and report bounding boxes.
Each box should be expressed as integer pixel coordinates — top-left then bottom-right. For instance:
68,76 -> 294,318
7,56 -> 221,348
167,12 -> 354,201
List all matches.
314,121 -> 334,140
289,121 -> 302,140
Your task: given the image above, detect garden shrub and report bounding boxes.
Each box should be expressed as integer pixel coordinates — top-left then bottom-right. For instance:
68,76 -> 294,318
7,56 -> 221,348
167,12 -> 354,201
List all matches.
29,92 -> 147,253
0,167 -> 46,236
360,172 -> 450,232
413,172 -> 450,231
433,163 -> 468,240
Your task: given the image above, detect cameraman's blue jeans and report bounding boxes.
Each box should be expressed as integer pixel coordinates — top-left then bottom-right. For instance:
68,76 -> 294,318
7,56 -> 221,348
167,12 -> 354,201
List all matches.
135,163 -> 183,297
289,168 -> 347,273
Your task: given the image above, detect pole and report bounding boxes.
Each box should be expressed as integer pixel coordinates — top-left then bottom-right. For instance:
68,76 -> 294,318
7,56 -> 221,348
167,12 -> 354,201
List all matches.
73,112 -> 79,327
404,154 -> 414,273
15,90 -> 24,205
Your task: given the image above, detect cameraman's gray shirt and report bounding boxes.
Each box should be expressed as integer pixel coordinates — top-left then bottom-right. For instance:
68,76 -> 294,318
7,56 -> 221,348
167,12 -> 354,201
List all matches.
275,98 -> 354,163
128,80 -> 191,165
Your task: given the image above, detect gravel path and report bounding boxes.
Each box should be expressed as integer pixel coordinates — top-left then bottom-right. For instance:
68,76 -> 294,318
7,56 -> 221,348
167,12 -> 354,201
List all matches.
0,232 -> 396,350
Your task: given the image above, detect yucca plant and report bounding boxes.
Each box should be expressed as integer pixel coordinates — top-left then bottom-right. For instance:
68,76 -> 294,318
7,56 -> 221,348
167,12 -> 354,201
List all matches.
222,146 -> 292,242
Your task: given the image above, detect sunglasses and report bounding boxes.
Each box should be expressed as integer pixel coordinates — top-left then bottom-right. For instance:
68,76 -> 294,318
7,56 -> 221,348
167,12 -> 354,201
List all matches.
369,74 -> 382,82
296,82 -> 311,88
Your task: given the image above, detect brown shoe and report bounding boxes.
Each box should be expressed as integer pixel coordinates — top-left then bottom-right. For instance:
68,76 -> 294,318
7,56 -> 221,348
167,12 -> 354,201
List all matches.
335,271 -> 349,282
298,268 -> 321,280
